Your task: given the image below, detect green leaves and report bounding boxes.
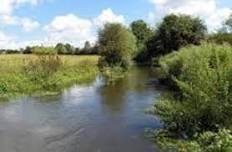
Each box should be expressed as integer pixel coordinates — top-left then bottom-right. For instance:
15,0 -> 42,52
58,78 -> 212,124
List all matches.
197,129 -> 232,152
147,14 -> 206,57
154,43 -> 232,138
154,129 -> 232,152
130,20 -> 154,63
98,23 -> 137,69
0,82 -> 7,94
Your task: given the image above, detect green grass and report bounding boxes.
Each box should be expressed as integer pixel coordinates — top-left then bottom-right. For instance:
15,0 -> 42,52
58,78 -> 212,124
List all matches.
0,54 -> 99,100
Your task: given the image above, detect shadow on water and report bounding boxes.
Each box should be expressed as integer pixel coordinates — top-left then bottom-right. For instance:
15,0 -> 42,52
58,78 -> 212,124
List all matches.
0,66 -> 163,152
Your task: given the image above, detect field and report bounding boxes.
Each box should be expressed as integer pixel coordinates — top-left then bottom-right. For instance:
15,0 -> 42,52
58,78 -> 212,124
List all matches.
0,54 -> 99,99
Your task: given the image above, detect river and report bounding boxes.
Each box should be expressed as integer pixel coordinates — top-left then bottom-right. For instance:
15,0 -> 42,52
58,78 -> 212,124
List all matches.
0,67 -> 163,152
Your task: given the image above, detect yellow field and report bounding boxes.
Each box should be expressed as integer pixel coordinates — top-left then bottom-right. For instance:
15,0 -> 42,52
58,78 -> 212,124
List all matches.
0,54 -> 99,72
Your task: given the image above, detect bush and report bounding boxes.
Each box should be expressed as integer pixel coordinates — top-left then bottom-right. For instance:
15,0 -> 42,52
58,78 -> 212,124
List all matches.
153,129 -> 232,152
24,55 -> 62,90
197,129 -> 232,152
154,43 -> 232,137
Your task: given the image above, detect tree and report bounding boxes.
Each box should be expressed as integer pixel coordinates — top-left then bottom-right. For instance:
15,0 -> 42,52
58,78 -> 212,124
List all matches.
23,46 -> 32,54
74,47 -> 80,55
84,41 -> 91,50
98,23 -> 137,69
31,46 -> 55,55
82,41 -> 92,54
55,43 -> 74,54
147,14 -> 206,58
225,13 -> 232,32
209,13 -> 232,45
65,43 -> 75,54
130,20 -> 154,62
208,33 -> 232,46
55,43 -> 68,54
130,20 -> 154,49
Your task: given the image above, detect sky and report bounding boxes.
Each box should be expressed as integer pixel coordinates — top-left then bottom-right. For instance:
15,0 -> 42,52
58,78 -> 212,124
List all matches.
0,0 -> 231,49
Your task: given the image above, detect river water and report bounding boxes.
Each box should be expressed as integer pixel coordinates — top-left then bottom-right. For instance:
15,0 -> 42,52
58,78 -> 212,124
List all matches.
0,67 -> 163,152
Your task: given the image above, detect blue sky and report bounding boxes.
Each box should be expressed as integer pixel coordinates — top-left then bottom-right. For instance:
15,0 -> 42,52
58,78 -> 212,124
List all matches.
0,0 -> 231,49
15,0 -> 153,22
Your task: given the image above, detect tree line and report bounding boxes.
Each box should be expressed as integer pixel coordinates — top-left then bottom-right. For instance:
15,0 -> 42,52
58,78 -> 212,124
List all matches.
1,13 -> 231,60
96,13 -> 232,151
97,13 -> 232,73
0,41 -> 98,55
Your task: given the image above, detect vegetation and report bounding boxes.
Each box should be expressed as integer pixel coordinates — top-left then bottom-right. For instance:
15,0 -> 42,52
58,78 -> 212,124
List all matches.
0,54 -> 98,99
224,14 -> 232,33
130,20 -> 154,63
0,49 -> 21,54
0,11 -> 232,152
55,43 -> 74,54
150,43 -> 232,151
152,129 -> 232,152
208,33 -> 232,46
54,41 -> 98,55
31,46 -> 56,54
208,14 -> 232,46
97,23 -> 137,81
147,14 -> 206,59
0,42 -> 98,55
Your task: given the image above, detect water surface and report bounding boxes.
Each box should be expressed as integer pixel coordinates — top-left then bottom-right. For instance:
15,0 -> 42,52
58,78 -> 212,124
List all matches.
0,67 -> 162,152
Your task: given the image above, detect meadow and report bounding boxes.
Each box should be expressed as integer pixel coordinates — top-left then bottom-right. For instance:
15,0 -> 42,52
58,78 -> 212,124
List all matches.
0,54 -> 99,99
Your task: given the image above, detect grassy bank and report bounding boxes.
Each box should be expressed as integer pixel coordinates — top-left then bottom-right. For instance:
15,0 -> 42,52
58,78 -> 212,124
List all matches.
0,55 -> 99,100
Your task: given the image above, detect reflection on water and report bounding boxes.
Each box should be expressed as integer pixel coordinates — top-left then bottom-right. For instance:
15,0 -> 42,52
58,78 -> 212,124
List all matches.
0,67 -> 162,152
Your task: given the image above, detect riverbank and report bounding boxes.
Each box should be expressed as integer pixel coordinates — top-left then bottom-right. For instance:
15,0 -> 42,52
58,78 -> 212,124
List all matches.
0,55 -> 99,100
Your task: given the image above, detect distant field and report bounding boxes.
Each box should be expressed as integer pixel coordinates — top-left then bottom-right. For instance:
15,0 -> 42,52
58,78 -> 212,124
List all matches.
0,55 -> 99,99
0,54 -> 99,71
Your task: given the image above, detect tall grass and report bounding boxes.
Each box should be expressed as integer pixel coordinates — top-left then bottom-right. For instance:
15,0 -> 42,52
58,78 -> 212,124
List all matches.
0,55 -> 99,99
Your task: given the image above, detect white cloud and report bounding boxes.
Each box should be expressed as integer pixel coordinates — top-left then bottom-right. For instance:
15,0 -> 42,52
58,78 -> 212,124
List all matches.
44,14 -> 95,47
149,0 -> 231,31
0,0 -> 41,32
0,0 -> 41,15
94,8 -> 125,28
0,15 -> 40,31
0,15 -> 17,24
0,31 -> 14,49
43,8 -> 125,47
20,18 -> 40,31
0,33 -> 46,49
0,8 -> 126,49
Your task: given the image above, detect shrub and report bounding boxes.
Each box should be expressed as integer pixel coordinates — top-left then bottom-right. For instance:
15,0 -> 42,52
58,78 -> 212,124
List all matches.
24,55 -> 62,90
153,129 -> 232,152
197,129 -> 232,152
154,43 -> 232,137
